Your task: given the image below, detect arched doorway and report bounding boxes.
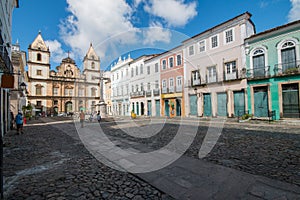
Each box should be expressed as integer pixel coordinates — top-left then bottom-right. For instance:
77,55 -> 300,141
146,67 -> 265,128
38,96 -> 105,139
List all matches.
53,106 -> 58,116
65,101 -> 73,113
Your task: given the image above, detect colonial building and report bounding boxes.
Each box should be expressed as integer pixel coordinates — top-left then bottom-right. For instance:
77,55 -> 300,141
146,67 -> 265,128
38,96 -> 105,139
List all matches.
0,0 -> 19,136
245,19 -> 300,119
144,55 -> 161,116
27,32 -> 103,116
111,55 -> 133,116
129,55 -> 155,116
103,71 -> 112,115
10,43 -> 27,116
183,12 -> 255,118
160,46 -> 184,117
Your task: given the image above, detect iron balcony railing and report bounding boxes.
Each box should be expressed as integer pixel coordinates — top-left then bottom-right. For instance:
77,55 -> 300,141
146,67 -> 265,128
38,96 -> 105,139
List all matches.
169,87 -> 174,93
246,66 -> 270,79
274,60 -> 300,76
162,87 -> 168,94
153,88 -> 160,96
146,90 -> 152,97
176,85 -> 183,92
0,31 -> 13,73
224,70 -> 238,81
192,78 -> 201,86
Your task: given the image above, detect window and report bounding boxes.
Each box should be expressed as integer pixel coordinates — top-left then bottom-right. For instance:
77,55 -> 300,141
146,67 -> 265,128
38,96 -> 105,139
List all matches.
162,60 -> 167,70
281,41 -> 296,71
176,76 -> 182,92
37,101 -> 42,106
162,80 -> 167,88
132,85 -> 134,92
37,53 -> 42,61
135,84 -> 138,92
155,63 -> 159,72
169,78 -> 174,87
199,40 -> 205,52
207,66 -> 217,83
147,66 -> 150,74
126,68 -> 128,76
121,71 -> 123,78
116,73 -> 119,80
140,83 -> 144,91
136,66 -> 138,75
131,68 -> 134,77
252,49 -> 265,77
177,76 -> 182,86
53,88 -> 58,96
112,74 -> 114,81
225,29 -> 233,43
147,82 -> 151,90
225,61 -> 237,80
36,86 -> 42,95
53,100 -> 58,105
37,70 -> 42,75
91,62 -> 95,69
140,64 -> 143,74
126,84 -> 129,94
192,70 -> 200,85
211,35 -> 218,48
155,80 -> 159,89
226,61 -> 236,74
169,57 -> 174,68
189,45 -> 194,56
176,55 -> 182,66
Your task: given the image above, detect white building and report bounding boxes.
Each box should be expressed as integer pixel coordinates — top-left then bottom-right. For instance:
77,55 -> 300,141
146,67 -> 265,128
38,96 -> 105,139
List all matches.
111,55 -> 133,116
144,55 -> 161,116
129,55 -> 155,116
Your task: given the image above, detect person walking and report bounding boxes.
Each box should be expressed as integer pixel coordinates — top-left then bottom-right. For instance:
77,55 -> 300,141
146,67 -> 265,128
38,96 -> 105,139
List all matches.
97,111 -> 101,124
15,110 -> 24,135
79,110 -> 85,128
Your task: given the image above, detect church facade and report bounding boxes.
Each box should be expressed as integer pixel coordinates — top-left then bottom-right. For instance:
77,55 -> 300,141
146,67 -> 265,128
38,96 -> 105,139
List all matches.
27,32 -> 103,116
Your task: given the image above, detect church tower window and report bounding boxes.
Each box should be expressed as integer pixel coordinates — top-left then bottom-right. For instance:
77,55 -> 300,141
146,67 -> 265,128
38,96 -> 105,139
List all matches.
37,53 -> 42,61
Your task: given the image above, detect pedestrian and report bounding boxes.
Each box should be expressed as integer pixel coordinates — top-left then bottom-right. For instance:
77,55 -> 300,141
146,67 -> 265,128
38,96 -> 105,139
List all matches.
80,110 -> 85,128
97,111 -> 101,123
15,110 -> 24,135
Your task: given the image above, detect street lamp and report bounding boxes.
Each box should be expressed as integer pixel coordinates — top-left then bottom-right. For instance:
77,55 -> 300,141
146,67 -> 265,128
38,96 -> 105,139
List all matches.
20,82 -> 26,91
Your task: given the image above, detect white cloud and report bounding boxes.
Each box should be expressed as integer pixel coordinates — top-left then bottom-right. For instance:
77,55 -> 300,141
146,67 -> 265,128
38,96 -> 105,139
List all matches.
288,0 -> 300,22
59,0 -> 138,65
142,22 -> 171,45
144,0 -> 197,27
45,40 -> 68,64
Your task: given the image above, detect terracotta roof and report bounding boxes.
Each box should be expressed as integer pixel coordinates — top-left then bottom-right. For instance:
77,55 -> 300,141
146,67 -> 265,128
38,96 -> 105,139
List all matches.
245,19 -> 300,41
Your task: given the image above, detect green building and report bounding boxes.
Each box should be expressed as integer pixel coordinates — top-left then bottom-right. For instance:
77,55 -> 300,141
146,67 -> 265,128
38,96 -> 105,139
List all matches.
245,20 -> 300,120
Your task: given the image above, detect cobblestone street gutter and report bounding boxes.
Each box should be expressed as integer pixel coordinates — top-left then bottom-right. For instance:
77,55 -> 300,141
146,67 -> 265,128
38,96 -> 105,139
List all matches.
3,118 -> 174,200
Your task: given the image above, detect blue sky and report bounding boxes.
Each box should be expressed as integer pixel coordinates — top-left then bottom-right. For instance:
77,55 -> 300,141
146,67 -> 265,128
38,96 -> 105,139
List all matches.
12,0 -> 300,71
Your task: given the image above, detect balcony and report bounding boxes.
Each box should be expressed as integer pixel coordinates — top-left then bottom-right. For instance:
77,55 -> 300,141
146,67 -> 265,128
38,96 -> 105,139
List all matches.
169,87 -> 174,93
246,66 -> 270,79
146,90 -> 152,97
130,91 -> 145,98
192,79 -> 201,86
162,87 -> 168,94
274,60 -> 300,76
153,88 -> 160,96
176,85 -> 183,92
0,31 -> 13,73
206,75 -> 217,83
224,70 -> 238,81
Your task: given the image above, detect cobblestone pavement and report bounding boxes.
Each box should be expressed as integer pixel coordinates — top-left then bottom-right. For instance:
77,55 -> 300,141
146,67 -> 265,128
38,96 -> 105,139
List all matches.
95,118 -> 300,187
3,118 -> 174,200
3,116 -> 300,199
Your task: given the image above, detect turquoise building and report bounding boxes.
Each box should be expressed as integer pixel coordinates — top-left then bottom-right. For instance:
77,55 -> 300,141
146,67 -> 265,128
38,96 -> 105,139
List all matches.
245,20 -> 300,120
